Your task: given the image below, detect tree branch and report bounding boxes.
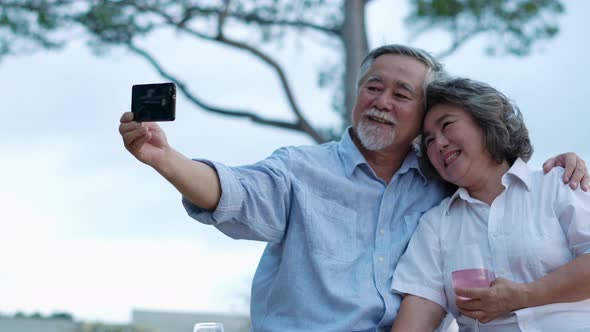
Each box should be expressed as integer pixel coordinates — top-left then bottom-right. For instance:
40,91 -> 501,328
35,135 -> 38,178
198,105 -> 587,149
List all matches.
435,26 -> 486,59
121,3 -> 326,143
126,42 -> 325,142
160,3 -> 341,36
217,0 -> 230,37
224,11 -> 341,36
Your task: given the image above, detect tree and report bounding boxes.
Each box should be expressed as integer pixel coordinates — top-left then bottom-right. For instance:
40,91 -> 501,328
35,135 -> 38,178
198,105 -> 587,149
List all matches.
50,312 -> 75,320
0,0 -> 564,143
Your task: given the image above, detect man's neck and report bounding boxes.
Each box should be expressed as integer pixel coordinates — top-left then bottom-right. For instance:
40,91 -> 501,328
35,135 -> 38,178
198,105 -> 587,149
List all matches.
351,130 -> 412,183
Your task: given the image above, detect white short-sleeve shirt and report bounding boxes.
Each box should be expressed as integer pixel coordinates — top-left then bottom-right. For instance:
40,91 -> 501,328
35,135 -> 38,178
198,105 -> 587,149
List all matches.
391,159 -> 590,331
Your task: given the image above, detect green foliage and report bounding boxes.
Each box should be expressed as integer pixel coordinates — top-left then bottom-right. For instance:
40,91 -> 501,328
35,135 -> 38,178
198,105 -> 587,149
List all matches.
0,0 -> 70,57
0,0 -> 342,53
407,0 -> 564,56
14,311 -> 26,318
50,312 -> 75,320
0,0 -> 565,142
8,310 -> 74,320
30,312 -> 43,319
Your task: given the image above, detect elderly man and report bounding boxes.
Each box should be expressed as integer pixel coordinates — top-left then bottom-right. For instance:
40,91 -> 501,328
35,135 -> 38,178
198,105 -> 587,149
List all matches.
119,44 -> 588,331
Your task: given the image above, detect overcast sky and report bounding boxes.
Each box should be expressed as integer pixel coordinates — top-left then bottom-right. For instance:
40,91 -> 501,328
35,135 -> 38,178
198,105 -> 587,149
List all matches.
1,0 -> 589,324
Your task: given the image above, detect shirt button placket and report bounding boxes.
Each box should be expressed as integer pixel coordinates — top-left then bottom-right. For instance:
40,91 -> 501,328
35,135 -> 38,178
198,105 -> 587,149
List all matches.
375,184 -> 393,307
487,205 -> 501,276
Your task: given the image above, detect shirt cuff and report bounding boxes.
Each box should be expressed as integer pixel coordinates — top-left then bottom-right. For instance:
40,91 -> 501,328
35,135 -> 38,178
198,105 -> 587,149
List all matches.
182,159 -> 245,224
391,282 -> 447,310
572,244 -> 590,257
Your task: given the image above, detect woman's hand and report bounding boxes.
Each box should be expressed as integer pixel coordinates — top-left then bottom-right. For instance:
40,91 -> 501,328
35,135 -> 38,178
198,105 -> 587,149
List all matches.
454,277 -> 527,323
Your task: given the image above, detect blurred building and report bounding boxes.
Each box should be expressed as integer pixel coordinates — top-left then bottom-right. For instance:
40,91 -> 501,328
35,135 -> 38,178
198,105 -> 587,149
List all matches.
132,309 -> 250,332
0,310 -> 250,332
0,317 -> 79,332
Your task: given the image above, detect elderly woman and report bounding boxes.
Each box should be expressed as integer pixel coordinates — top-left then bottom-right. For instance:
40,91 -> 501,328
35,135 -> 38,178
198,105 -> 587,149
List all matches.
390,78 -> 590,331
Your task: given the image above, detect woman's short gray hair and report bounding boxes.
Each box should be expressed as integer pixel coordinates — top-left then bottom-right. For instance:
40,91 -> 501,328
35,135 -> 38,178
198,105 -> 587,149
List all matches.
420,77 -> 534,178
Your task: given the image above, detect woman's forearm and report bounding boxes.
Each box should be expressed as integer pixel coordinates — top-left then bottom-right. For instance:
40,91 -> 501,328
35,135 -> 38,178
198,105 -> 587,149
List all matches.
521,254 -> 590,308
391,295 -> 445,332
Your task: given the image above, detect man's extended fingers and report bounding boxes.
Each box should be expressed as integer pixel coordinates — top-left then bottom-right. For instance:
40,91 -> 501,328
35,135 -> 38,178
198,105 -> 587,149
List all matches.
120,111 -> 134,123
123,126 -> 148,150
127,131 -> 151,154
119,119 -> 144,136
568,159 -> 588,191
542,158 -> 556,174
562,153 -> 577,186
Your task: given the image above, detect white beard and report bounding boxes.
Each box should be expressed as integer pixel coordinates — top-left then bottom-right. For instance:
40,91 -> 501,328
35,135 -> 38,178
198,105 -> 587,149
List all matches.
356,110 -> 397,151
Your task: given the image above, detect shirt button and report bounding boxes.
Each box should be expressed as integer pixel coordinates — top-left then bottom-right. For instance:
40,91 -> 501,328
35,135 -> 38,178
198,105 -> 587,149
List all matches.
378,256 -> 384,262
379,229 -> 385,235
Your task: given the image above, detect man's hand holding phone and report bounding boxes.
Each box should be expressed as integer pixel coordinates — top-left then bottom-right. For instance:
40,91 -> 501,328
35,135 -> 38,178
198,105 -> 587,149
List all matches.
120,82 -> 177,167
119,111 -> 171,168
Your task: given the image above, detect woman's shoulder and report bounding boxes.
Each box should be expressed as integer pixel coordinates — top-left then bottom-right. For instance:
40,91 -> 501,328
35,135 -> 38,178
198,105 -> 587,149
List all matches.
528,165 -> 566,190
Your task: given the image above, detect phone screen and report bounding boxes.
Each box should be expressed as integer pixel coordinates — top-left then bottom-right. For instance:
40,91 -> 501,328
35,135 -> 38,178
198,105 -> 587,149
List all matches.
131,82 -> 176,122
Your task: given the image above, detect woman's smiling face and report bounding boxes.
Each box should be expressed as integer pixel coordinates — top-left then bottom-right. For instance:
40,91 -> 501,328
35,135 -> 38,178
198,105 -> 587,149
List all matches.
422,103 -> 492,187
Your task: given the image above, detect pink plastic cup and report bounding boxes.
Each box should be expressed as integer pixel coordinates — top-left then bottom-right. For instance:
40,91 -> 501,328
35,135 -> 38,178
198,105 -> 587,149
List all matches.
452,268 -> 495,300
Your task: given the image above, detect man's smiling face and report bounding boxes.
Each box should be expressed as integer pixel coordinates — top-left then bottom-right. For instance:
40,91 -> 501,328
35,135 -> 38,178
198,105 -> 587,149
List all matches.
352,54 -> 428,152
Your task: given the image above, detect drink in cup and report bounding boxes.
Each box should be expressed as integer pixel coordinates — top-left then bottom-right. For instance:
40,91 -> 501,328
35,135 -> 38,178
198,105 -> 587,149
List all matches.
452,268 -> 495,300
451,244 -> 495,300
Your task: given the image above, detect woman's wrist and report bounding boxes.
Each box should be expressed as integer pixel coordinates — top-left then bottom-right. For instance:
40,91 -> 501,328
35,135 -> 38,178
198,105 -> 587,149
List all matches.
516,281 -> 539,310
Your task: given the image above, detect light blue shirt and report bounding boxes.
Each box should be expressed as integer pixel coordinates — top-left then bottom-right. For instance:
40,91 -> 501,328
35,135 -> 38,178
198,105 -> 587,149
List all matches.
183,129 -> 449,332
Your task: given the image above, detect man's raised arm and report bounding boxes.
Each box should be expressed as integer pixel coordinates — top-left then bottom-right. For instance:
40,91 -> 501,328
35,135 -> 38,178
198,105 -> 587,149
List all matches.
119,111 -> 221,210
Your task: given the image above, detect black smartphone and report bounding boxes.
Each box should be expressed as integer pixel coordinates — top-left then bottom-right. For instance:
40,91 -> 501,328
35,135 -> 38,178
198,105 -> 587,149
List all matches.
131,82 -> 176,122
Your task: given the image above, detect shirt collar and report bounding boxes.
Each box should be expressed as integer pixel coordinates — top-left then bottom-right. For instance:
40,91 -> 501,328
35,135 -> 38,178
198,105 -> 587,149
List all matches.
503,158 -> 533,191
339,127 -> 368,177
399,149 -> 429,184
444,158 -> 532,213
338,127 -> 428,183
445,188 -> 471,214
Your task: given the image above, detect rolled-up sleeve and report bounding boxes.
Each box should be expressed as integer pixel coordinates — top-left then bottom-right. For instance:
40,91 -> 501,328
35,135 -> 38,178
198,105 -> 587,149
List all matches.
182,147 -> 292,244
391,207 -> 448,310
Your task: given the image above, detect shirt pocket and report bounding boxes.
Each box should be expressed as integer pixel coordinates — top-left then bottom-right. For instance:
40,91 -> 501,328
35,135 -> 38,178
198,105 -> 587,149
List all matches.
519,216 -> 572,275
304,191 -> 358,263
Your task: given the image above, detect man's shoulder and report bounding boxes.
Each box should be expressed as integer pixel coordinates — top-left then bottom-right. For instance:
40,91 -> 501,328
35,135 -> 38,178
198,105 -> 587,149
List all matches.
287,140 -> 339,152
279,140 -> 340,161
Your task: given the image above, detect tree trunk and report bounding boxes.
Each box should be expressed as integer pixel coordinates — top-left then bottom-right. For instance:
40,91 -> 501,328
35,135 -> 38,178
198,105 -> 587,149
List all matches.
342,0 -> 369,129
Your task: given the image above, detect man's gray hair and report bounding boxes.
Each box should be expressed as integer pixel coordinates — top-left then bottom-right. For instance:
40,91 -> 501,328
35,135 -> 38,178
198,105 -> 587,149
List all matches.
419,77 -> 534,178
356,44 -> 446,93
